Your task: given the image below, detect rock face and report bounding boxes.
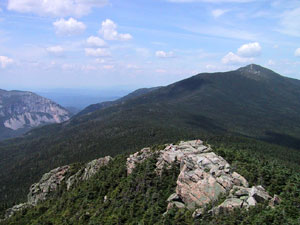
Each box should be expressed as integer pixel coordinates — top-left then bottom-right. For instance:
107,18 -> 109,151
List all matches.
28,165 -> 70,206
66,156 -> 112,190
127,140 -> 278,216
5,156 -> 112,219
4,203 -> 31,219
0,89 -> 70,140
127,148 -> 152,174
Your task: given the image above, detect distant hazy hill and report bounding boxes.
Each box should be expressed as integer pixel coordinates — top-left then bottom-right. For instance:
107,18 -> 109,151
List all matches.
0,89 -> 71,140
1,64 -> 300,209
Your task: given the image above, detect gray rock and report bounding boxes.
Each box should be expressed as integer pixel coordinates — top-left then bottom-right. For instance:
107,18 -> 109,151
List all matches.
230,186 -> 250,197
167,201 -> 186,210
269,195 -> 281,208
127,148 -> 152,174
152,140 -> 275,214
192,208 -> 205,218
247,197 -> 257,206
232,172 -> 249,187
67,156 -> 112,190
212,198 -> 244,215
0,89 -> 70,133
250,186 -> 271,203
5,203 -> 30,219
104,195 -> 108,203
4,156 -> 112,221
167,193 -> 181,202
28,165 -> 70,206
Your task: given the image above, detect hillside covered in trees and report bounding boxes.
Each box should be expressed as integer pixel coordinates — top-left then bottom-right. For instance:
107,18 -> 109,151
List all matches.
1,65 -> 300,224
2,137 -> 300,224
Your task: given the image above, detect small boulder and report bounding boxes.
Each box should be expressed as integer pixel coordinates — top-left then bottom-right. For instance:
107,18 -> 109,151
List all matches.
269,195 -> 281,208
247,197 -> 257,206
192,208 -> 205,218
250,186 -> 271,203
167,193 -> 181,202
212,198 -> 244,215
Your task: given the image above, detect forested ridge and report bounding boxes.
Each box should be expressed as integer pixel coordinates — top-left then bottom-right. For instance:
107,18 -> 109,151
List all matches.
2,136 -> 300,224
1,64 -> 300,224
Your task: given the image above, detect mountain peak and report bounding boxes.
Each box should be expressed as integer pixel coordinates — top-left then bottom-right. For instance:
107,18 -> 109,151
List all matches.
237,64 -> 281,81
238,64 -> 265,74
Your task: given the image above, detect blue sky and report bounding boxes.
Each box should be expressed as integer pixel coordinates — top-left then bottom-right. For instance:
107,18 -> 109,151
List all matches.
0,0 -> 300,90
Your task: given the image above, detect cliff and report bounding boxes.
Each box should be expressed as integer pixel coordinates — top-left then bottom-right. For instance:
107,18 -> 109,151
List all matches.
0,89 -> 71,140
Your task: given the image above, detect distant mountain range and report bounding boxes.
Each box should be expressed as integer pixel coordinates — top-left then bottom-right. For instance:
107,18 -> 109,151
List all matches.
1,64 -> 300,212
0,89 -> 71,141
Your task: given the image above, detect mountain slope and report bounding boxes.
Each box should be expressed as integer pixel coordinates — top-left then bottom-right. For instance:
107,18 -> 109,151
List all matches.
1,64 -> 300,210
2,139 -> 299,224
0,89 -> 71,140
76,87 -> 161,117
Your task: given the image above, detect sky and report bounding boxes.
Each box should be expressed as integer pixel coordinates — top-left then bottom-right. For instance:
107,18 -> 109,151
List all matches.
0,0 -> 300,90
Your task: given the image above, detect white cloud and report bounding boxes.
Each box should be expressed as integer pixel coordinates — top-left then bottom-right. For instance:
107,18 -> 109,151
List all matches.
46,45 -> 64,56
0,56 -> 13,68
222,42 -> 260,65
85,48 -> 111,57
99,19 -> 132,41
295,48 -> 300,57
212,9 -> 227,18
53,18 -> 86,36
222,52 -> 253,65
237,42 -> 261,57
86,36 -> 106,47
155,50 -> 175,58
7,0 -> 108,17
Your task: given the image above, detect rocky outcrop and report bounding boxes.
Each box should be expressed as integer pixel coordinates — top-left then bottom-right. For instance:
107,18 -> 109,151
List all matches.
127,148 -> 153,174
211,185 -> 272,215
5,156 -> 112,219
66,156 -> 112,190
28,165 -> 70,206
126,140 -> 279,217
4,203 -> 31,219
5,140 -> 280,221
